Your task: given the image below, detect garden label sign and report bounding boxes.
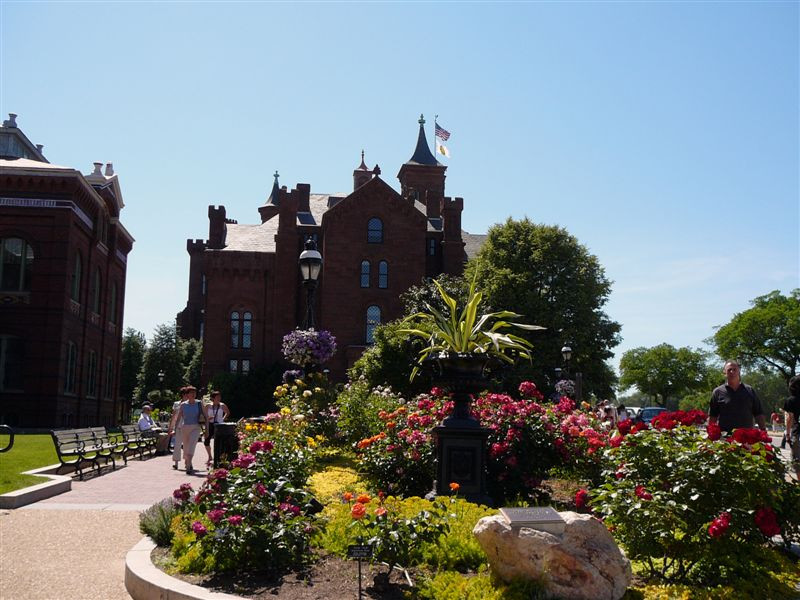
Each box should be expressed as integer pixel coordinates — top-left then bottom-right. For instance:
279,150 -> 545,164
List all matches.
347,543 -> 373,599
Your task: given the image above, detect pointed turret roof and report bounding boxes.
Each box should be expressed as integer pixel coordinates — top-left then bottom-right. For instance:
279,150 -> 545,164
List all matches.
266,171 -> 280,206
406,114 -> 439,166
356,150 -> 369,171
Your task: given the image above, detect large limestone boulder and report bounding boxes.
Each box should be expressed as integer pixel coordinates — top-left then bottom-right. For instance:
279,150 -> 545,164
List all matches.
473,511 -> 631,600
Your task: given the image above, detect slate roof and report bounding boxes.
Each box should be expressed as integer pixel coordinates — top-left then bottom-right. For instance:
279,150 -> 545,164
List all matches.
223,220 -> 280,253
463,232 -> 487,259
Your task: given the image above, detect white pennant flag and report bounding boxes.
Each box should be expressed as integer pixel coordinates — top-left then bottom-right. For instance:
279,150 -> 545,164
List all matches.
436,142 -> 450,158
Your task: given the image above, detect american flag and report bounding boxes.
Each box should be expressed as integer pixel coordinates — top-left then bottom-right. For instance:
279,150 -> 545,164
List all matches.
435,122 -> 451,141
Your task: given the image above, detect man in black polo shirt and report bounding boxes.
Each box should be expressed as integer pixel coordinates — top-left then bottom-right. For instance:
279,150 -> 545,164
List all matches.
708,360 -> 766,433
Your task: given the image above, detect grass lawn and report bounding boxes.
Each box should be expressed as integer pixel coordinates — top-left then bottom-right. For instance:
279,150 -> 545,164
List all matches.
0,434 -> 59,495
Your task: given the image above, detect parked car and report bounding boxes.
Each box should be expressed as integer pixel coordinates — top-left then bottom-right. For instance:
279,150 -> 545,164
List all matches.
634,407 -> 667,424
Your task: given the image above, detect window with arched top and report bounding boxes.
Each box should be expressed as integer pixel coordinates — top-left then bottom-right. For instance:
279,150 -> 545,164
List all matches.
0,238 -> 34,292
230,311 -> 253,349
70,252 -> 82,302
367,218 -> 383,243
366,305 -> 381,344
360,261 -> 370,288
378,261 -> 388,289
91,268 -> 102,314
109,282 -> 118,324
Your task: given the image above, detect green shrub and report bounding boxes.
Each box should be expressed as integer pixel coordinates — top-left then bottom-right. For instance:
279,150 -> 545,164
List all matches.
139,498 -> 180,547
416,570 -> 547,600
316,495 -> 492,573
272,371 -> 339,440
592,417 -> 799,584
335,380 -> 402,446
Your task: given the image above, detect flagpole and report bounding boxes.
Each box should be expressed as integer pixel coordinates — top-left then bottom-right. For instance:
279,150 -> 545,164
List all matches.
433,114 -> 438,155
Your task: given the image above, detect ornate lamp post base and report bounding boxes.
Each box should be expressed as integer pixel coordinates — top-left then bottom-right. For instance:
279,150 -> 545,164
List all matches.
427,424 -> 493,506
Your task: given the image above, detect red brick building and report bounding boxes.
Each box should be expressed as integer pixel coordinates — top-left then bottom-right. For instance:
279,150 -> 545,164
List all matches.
178,116 -> 485,381
0,114 -> 134,428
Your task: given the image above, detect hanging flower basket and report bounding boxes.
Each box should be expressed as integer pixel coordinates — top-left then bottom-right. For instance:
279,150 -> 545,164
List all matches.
281,328 -> 337,369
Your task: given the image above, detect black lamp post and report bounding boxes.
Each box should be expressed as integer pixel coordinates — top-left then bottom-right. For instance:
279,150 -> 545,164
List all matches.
561,344 -> 583,403
298,238 -> 323,329
157,370 -> 165,404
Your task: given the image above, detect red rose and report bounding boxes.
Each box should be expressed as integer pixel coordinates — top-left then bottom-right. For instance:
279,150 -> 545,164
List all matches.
575,489 -> 589,509
634,485 -> 653,501
706,422 -> 722,441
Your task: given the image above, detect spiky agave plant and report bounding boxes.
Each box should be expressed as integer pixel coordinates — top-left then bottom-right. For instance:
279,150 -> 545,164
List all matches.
400,273 -> 544,380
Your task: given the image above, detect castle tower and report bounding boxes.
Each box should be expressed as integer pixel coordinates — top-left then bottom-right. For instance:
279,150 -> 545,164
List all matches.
397,114 -> 447,219
353,150 -> 372,190
258,171 -> 281,223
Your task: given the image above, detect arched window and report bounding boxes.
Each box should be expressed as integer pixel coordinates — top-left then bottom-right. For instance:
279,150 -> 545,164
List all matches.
378,261 -> 388,289
0,335 -> 24,392
366,305 -> 381,344
65,341 -> 78,394
230,311 -> 240,349
0,237 -> 33,292
91,268 -> 102,314
108,282 -> 118,324
367,218 -> 383,243
230,311 -> 253,349
70,252 -> 82,302
360,261 -> 370,288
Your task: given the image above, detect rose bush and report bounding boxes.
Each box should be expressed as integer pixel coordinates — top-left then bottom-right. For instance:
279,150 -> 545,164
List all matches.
591,411 -> 800,583
273,371 -> 339,440
355,389 -> 451,496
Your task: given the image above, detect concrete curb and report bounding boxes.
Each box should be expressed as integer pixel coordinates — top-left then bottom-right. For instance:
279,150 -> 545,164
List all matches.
0,464 -> 72,509
125,537 -> 242,600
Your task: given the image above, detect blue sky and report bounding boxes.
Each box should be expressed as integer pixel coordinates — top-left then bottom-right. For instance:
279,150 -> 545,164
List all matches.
2,1 -> 797,375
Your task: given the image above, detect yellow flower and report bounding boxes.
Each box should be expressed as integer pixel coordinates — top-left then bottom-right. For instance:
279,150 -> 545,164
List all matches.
303,390 -> 312,398
314,387 -> 322,393
280,407 -> 291,416
306,437 -> 317,448
265,425 -> 273,432
295,380 -> 304,386
291,386 -> 298,392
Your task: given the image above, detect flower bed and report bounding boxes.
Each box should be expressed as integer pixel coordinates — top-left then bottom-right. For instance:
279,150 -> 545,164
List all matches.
590,411 -> 800,584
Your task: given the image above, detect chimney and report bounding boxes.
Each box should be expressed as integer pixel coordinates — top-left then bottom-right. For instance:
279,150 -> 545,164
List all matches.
36,144 -> 44,153
105,162 -> 114,176
2,113 -> 17,128
92,162 -> 103,176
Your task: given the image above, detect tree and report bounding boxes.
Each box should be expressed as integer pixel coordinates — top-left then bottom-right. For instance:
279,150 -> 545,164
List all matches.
400,274 -> 469,316
134,322 -> 185,407
712,289 -> 800,382
619,344 -> 717,407
180,338 -> 203,387
120,328 -> 146,407
465,218 -> 621,398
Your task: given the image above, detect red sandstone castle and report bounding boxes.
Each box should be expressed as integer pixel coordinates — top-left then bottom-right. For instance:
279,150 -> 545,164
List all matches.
0,115 -> 133,427
178,116 -> 485,382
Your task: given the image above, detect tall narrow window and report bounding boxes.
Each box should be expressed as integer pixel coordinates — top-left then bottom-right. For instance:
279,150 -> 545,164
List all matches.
0,238 -> 34,291
367,218 -> 383,243
230,311 -> 240,349
242,312 -> 252,349
0,336 -> 24,391
65,341 -> 77,394
428,238 -> 436,256
366,305 -> 381,344
378,261 -> 388,289
202,274 -> 207,296
229,359 -> 238,373
86,350 -> 97,397
360,261 -> 370,288
105,357 -> 114,399
91,268 -> 102,314
108,282 -> 118,324
70,252 -> 82,302
242,359 -> 251,373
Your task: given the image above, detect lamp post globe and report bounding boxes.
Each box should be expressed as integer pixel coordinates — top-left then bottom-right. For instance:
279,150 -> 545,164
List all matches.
298,238 -> 323,329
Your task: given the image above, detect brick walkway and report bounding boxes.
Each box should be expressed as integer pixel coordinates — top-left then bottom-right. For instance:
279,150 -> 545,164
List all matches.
0,453 -> 213,600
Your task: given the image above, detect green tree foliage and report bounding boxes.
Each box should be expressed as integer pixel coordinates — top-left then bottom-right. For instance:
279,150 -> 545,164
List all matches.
400,274 -> 469,316
465,218 -> 621,398
120,328 -> 146,406
347,320 -> 432,397
712,289 -> 800,382
209,365 -> 282,420
180,338 -> 203,386
740,368 -> 791,417
619,344 -> 716,407
134,322 -> 185,407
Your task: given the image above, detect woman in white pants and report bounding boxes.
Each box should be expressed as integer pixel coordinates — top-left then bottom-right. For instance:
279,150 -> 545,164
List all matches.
169,386 -> 207,474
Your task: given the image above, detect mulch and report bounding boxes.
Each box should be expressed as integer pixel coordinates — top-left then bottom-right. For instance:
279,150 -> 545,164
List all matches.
153,547 -> 414,600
